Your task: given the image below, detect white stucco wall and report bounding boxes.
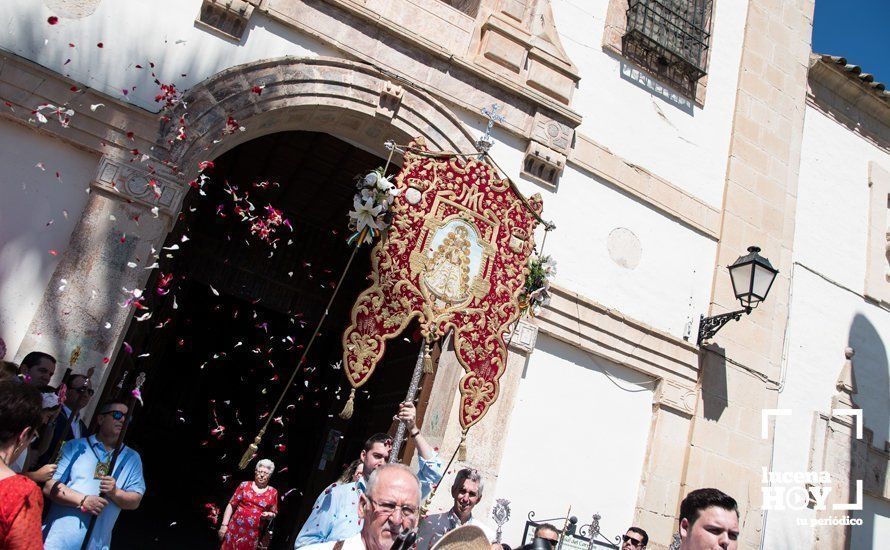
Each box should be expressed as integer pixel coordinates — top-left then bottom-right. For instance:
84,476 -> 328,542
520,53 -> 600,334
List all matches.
493,334 -> 655,545
763,105 -> 890,549
2,0 -> 337,113
474,119 -> 716,339
551,0 -> 749,208
793,106 -> 890,290
0,119 -> 98,358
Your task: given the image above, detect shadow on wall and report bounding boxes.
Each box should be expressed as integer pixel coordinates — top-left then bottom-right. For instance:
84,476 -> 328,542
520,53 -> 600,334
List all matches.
848,313 -> 889,550
699,345 -> 728,421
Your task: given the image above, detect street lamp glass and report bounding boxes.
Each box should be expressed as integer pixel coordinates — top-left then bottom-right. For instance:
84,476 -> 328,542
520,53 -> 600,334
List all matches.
728,246 -> 778,309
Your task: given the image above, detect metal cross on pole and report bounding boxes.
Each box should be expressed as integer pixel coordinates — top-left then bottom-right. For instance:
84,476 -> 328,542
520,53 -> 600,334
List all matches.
475,103 -> 506,156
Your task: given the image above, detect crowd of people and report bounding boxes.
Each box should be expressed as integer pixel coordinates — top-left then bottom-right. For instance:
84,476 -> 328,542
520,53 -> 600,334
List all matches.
0,351 -> 144,550
0,349 -> 740,550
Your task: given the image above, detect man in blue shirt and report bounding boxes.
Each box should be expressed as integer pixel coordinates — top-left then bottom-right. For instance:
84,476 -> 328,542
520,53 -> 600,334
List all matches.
42,400 -> 146,550
294,402 -> 442,548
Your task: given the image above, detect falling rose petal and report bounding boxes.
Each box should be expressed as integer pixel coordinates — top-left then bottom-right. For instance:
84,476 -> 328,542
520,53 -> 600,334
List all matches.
90,103 -> 105,111
126,262 -> 137,268
70,86 -> 79,92
102,357 -> 110,364
150,206 -> 159,218
123,342 -> 133,354
47,16 -> 59,25
35,162 -> 45,171
97,42 -> 103,48
210,285 -> 219,296
104,322 -> 111,329
48,249 -> 58,256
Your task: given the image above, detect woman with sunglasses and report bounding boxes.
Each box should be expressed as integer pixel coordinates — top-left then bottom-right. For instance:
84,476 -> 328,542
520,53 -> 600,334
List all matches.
43,400 -> 146,550
0,379 -> 45,549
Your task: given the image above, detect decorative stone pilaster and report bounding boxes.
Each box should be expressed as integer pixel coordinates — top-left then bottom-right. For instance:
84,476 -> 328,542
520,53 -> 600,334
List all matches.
420,320 -> 538,518
809,347 -> 864,550
14,156 -> 181,417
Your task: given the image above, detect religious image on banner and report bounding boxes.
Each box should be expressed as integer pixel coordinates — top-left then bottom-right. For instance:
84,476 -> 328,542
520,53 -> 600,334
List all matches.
340,139 -> 543,430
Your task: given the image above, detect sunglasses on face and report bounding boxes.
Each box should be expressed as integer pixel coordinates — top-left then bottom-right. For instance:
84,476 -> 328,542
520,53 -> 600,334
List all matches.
622,535 -> 643,547
101,410 -> 126,420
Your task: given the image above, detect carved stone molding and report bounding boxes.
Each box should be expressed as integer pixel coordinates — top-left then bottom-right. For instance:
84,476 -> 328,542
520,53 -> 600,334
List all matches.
475,1 -> 580,105
522,140 -> 565,187
507,318 -> 538,354
376,81 -> 405,119
92,158 -> 185,216
654,377 -> 697,416
531,110 -> 573,155
196,0 -> 259,40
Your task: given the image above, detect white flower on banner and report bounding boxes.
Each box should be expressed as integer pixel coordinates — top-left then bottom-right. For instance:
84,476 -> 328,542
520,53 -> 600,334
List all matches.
347,167 -> 400,246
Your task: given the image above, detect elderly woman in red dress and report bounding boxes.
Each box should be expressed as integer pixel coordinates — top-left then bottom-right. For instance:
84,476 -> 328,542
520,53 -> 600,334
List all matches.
219,458 -> 279,549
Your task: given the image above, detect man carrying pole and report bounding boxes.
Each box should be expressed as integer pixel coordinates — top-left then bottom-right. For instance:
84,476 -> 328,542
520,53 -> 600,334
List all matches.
42,399 -> 146,549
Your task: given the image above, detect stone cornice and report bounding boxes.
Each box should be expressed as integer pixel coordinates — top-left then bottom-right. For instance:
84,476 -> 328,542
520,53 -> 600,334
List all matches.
0,49 -> 165,160
569,133 -> 721,239
807,56 -> 890,151
262,0 -> 582,134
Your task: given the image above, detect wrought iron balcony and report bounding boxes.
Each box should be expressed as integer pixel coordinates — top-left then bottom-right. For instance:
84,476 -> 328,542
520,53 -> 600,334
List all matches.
622,0 -> 712,96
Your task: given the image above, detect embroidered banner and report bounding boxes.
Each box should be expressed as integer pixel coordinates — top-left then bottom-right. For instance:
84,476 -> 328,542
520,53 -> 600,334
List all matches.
341,141 -> 542,429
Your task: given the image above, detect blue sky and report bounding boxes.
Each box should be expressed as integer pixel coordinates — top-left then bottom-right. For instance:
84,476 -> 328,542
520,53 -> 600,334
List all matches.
812,0 -> 890,84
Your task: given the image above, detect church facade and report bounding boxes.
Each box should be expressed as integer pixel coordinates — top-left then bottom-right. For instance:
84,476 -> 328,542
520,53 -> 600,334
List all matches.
0,1 -> 887,548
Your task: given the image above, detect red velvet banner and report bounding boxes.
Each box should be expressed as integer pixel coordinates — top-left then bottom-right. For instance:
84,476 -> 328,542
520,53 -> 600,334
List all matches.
341,141 -> 542,430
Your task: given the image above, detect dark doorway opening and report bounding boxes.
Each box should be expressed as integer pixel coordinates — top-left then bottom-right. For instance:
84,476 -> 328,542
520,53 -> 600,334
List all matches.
105,131 -> 423,549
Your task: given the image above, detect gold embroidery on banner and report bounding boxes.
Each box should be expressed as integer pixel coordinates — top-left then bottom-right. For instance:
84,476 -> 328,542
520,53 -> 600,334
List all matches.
340,140 -> 543,429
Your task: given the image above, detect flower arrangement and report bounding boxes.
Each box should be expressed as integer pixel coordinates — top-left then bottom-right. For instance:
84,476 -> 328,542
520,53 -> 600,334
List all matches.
347,167 -> 400,245
520,254 -> 556,316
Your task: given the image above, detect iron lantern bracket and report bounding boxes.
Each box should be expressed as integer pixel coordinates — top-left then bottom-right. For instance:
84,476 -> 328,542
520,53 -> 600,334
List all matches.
697,307 -> 751,346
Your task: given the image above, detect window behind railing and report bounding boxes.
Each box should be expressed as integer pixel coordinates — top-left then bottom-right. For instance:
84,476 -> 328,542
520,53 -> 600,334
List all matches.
438,0 -> 481,18
622,0 -> 712,97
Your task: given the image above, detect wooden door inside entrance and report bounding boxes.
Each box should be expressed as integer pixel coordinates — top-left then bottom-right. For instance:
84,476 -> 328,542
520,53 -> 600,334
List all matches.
105,131 -> 426,549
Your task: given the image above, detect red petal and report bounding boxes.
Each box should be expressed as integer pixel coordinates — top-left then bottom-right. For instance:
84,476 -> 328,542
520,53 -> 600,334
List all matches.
47,16 -> 59,25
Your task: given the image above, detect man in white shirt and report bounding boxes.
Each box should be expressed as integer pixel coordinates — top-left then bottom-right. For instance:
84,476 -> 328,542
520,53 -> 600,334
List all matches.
416,468 -> 494,550
300,463 -> 421,550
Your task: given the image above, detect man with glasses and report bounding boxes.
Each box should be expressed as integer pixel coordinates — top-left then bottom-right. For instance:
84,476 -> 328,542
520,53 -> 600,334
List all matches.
620,527 -> 647,549
295,402 -> 442,548
34,373 -> 93,468
43,400 -> 146,550
416,468 -> 494,550
300,463 -> 421,550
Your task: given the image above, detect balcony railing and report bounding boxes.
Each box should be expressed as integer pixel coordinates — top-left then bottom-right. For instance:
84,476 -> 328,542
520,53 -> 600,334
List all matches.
622,0 -> 712,96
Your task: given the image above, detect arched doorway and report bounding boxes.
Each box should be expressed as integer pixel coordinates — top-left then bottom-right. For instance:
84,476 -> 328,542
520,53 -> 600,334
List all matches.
108,130 -> 427,548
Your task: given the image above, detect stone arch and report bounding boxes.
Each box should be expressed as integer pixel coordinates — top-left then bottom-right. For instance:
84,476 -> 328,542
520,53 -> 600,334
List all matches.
163,56 -> 478,178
